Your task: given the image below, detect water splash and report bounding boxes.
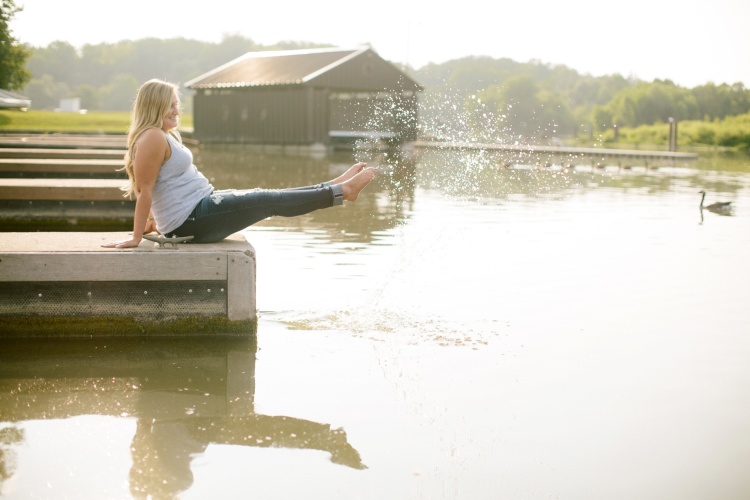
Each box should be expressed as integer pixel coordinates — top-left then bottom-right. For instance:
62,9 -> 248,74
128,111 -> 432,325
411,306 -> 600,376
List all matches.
278,308 -> 501,349
345,85 -> 601,201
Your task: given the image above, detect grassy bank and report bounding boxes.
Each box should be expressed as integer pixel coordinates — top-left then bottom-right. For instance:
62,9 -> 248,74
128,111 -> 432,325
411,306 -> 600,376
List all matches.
0,110 -> 193,134
596,113 -> 750,151
2,108 -> 748,153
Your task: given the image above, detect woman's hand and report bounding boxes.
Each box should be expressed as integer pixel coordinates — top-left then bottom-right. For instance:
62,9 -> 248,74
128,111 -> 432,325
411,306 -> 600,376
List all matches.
144,218 -> 159,235
101,237 -> 142,249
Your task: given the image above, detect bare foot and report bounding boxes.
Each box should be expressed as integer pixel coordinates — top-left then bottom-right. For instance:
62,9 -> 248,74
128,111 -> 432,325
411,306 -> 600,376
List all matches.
342,167 -> 378,202
332,162 -> 367,185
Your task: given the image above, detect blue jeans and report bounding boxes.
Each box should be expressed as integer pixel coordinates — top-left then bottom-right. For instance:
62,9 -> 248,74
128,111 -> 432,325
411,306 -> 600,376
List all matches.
167,182 -> 344,243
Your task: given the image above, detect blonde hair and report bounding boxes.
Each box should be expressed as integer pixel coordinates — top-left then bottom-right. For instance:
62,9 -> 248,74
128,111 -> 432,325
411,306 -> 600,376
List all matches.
121,79 -> 182,198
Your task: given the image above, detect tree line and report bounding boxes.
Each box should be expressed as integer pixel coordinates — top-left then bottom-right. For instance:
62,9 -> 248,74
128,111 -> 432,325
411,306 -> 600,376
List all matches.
20,38 -> 750,138
2,0 -> 749,144
21,36 -> 324,113
415,57 -> 750,142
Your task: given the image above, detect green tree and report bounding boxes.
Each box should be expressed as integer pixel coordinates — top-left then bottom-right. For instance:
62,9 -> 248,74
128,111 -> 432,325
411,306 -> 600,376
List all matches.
23,75 -> 71,109
594,80 -> 699,129
592,106 -> 614,132
75,83 -> 99,110
26,41 -> 79,84
485,74 -> 540,137
691,82 -> 750,120
99,73 -> 138,110
0,0 -> 30,90
535,90 -> 576,137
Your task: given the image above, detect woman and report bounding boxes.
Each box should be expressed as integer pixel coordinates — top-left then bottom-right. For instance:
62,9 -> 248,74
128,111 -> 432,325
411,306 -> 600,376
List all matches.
103,79 -> 377,248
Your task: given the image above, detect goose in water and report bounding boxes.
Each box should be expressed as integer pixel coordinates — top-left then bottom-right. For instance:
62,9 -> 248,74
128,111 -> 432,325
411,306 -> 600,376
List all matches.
699,190 -> 734,215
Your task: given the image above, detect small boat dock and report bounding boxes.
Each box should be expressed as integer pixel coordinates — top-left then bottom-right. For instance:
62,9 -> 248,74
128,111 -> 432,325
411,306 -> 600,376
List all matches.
411,141 -> 699,168
0,231 -> 257,337
0,135 -> 131,230
0,134 -> 257,337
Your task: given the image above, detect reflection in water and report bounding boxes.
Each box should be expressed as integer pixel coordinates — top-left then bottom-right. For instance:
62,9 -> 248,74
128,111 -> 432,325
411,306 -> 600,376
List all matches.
3,145 -> 749,499
0,337 -> 364,498
0,425 -> 22,489
194,144 -> 749,343
195,143 -> 746,211
699,189 -> 735,216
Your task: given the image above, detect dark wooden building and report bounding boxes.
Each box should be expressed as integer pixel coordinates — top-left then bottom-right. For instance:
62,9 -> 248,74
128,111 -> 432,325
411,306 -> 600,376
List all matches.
184,46 -> 422,147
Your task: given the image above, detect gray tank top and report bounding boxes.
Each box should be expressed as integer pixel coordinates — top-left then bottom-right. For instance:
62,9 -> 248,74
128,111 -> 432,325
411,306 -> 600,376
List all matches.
151,132 -> 213,234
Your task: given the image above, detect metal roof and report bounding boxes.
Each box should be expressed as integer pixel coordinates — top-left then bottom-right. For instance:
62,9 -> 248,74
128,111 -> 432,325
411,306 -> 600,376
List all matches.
184,46 -> 421,92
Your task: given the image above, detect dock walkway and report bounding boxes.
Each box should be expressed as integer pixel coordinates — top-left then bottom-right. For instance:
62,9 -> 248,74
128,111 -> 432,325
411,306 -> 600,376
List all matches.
0,158 -> 125,178
0,178 -> 132,231
0,177 -> 128,200
0,232 -> 257,337
0,134 -> 258,339
0,147 -> 125,160
412,141 -> 699,168
0,136 -> 131,230
0,133 -> 126,149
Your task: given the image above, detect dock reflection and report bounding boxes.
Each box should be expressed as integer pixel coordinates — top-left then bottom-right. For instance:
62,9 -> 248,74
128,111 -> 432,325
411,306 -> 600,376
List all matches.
0,337 -> 365,498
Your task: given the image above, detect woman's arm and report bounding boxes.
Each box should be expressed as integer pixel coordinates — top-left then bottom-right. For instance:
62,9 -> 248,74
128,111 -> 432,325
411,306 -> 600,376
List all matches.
144,215 -> 159,235
102,129 -> 168,248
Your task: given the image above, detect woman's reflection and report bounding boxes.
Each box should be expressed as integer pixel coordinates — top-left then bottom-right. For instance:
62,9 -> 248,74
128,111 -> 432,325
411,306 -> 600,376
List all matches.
0,337 -> 365,499
129,414 -> 365,498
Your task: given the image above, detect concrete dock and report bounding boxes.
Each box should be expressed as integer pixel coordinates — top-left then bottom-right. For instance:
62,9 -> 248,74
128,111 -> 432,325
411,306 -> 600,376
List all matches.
0,147 -> 125,160
0,133 -> 127,149
0,178 -> 133,231
0,232 -> 257,337
0,158 -> 126,178
0,177 -> 128,200
412,141 -> 699,168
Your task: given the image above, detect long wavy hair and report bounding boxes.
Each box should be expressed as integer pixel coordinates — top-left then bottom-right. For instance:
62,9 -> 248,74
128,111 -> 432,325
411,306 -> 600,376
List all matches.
121,79 -> 182,198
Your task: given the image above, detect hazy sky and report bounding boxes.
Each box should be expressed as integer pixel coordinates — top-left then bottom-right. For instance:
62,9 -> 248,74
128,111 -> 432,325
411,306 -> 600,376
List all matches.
11,0 -> 750,88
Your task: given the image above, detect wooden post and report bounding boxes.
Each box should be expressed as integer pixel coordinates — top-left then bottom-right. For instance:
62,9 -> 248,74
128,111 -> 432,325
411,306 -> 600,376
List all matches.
668,118 -> 678,152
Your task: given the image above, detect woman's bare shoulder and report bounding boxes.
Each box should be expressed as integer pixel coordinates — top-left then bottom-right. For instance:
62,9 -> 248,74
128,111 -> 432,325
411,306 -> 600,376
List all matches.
136,127 -> 168,144
134,128 -> 168,154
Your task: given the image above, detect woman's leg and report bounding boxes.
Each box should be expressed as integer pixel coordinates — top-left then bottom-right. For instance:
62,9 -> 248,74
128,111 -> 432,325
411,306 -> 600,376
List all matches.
286,162 -> 367,191
172,185 -> 338,243
171,167 -> 376,243
330,162 -> 367,185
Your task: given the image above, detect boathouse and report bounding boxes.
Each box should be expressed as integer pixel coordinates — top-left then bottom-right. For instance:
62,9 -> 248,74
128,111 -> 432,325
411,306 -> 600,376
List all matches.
184,46 -> 422,148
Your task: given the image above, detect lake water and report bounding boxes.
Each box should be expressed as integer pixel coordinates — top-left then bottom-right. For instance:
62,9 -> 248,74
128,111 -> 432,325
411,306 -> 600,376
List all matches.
1,144 -> 749,499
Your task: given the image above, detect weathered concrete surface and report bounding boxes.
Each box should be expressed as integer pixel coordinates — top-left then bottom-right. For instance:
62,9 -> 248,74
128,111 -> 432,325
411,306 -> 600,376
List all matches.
0,232 -> 257,337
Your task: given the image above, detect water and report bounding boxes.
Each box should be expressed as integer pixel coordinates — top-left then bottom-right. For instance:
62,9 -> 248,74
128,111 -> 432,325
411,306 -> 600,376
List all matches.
1,146 -> 749,499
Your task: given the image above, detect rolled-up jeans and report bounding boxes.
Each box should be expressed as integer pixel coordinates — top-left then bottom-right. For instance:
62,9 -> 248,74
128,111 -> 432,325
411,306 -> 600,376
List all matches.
166,181 -> 344,243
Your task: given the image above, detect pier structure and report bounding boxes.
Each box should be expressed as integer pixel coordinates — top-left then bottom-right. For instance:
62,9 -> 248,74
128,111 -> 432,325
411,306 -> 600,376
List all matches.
0,134 -> 257,338
411,141 -> 699,169
0,232 -> 257,337
0,136 -> 131,230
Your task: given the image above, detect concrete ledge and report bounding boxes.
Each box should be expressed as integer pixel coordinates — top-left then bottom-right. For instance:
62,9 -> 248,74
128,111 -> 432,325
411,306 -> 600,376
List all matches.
0,200 -> 133,232
0,178 -> 133,230
0,178 -> 135,232
0,158 -> 126,178
0,147 -> 125,160
0,232 -> 257,337
0,133 -> 127,149
0,178 -> 128,200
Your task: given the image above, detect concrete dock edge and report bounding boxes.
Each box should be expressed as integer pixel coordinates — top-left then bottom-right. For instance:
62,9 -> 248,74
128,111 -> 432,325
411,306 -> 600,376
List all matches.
0,232 -> 257,337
